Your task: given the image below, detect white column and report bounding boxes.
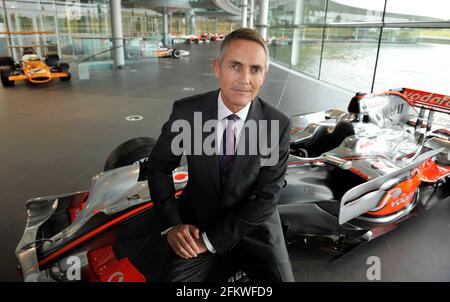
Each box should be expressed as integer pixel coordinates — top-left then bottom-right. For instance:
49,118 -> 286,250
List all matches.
103,5 -> 109,36
191,15 -> 196,35
32,16 -> 41,57
38,2 -> 46,55
110,0 -> 124,68
14,13 -> 24,53
162,11 -> 168,46
2,0 -> 13,59
291,0 -> 305,66
54,0 -> 62,58
257,0 -> 268,40
241,0 -> 248,28
169,12 -> 172,38
184,9 -> 190,34
249,0 -> 254,28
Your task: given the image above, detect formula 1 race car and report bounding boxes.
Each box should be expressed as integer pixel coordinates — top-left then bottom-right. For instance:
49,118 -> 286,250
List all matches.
125,38 -> 189,60
172,34 -> 221,45
15,88 -> 450,282
0,49 -> 71,87
149,48 -> 189,59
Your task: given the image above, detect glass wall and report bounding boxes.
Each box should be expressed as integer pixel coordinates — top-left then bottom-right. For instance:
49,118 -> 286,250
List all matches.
0,2 -> 9,56
0,1 -> 240,63
267,0 -> 450,95
0,0 -> 113,61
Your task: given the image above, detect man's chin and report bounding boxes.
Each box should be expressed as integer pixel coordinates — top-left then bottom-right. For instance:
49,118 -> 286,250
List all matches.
230,93 -> 254,106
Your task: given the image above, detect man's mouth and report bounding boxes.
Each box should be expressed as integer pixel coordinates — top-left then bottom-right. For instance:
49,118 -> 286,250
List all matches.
231,88 -> 252,93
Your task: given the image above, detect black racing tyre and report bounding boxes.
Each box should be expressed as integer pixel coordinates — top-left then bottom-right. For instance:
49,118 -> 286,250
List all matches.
0,56 -> 14,68
194,38 -> 199,44
45,54 -> 60,67
59,63 -> 71,81
104,137 -> 156,171
1,69 -> 14,87
59,62 -> 70,73
60,72 -> 71,82
185,39 -> 192,44
171,49 -> 181,59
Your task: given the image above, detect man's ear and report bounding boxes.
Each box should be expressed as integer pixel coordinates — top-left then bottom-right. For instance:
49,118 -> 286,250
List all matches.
212,58 -> 220,79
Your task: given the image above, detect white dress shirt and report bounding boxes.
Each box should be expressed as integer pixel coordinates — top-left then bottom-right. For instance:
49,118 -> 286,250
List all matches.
216,91 -> 251,153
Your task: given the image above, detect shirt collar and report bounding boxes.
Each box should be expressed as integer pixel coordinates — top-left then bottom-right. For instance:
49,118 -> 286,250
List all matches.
217,90 -> 252,122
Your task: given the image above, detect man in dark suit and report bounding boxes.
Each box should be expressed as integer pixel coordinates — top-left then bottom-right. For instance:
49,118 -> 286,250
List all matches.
148,28 -> 294,282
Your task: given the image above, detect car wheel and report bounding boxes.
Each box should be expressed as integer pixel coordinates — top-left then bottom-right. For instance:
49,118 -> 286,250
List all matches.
60,72 -> 71,82
0,56 -> 14,68
1,69 -> 15,87
104,137 -> 156,171
58,63 -> 71,81
45,54 -> 60,67
172,49 -> 181,59
59,63 -> 70,72
194,38 -> 199,44
126,49 -> 139,60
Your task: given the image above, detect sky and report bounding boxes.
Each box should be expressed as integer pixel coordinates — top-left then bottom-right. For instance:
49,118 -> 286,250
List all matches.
333,0 -> 450,21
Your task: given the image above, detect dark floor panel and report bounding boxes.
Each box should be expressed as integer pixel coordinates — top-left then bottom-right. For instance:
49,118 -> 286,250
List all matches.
383,200 -> 450,270
1,42 -> 449,282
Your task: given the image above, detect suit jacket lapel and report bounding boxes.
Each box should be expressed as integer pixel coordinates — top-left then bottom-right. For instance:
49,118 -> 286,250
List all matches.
222,98 -> 263,199
201,90 -> 222,197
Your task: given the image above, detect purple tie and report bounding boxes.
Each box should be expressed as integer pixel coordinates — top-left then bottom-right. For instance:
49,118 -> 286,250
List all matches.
219,114 -> 240,183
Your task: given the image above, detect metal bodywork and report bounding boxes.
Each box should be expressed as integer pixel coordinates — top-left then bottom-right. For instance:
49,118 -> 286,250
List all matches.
15,88 -> 450,282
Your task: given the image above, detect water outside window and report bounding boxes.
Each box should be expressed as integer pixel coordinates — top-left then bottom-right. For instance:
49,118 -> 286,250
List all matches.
267,0 -> 450,95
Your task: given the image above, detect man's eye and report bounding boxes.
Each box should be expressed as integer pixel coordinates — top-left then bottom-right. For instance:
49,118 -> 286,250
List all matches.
229,64 -> 239,70
251,67 -> 262,74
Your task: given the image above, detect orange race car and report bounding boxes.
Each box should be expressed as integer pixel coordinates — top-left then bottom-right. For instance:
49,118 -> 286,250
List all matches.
0,49 -> 71,87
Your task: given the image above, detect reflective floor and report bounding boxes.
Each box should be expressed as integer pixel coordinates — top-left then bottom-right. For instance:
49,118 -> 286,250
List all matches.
0,43 -> 449,281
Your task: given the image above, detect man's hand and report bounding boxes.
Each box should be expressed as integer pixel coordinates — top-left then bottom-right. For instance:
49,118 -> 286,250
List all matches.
167,224 -> 206,259
193,234 -> 207,254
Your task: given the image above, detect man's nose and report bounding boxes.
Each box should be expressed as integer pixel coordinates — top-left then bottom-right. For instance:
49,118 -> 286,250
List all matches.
238,69 -> 251,84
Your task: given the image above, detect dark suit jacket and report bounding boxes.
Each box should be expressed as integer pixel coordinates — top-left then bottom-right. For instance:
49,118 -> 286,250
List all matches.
148,89 -> 292,264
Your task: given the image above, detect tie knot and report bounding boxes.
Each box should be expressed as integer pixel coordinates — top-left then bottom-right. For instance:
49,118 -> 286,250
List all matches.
227,114 -> 239,121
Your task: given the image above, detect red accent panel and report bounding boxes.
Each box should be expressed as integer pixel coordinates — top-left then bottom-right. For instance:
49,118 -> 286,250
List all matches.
39,190 -> 185,267
402,88 -> 450,114
174,172 -> 188,181
38,202 -> 154,267
68,193 -> 90,223
68,202 -> 86,223
368,171 -> 421,216
420,159 -> 450,182
290,127 -> 303,134
88,246 -> 145,282
349,168 -> 370,180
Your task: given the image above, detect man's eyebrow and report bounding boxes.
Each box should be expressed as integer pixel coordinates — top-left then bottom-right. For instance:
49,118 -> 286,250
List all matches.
228,60 -> 243,66
227,60 -> 263,69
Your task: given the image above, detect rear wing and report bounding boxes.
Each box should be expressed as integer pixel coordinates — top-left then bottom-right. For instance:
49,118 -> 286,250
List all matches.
399,88 -> 450,114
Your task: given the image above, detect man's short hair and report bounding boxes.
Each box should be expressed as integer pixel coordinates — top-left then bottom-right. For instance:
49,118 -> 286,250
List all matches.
219,28 -> 269,68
